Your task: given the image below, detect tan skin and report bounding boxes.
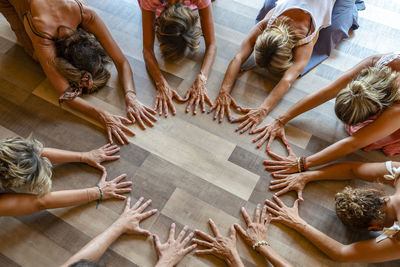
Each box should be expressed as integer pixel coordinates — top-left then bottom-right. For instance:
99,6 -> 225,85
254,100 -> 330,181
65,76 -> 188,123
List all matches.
266,193 -> 400,263
210,8 -> 315,129
23,0 -> 156,145
262,55 -> 400,174
141,0 -> 217,117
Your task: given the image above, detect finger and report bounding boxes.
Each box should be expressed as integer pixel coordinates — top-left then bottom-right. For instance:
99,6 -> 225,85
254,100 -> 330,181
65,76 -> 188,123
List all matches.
213,105 -> 220,120
239,121 -> 253,134
116,181 -> 133,188
254,203 -> 261,224
231,115 -> 247,123
265,199 -> 280,211
236,119 -> 250,132
228,225 -> 236,239
113,173 -> 127,183
145,105 -> 157,115
107,128 -> 113,144
261,205 -> 267,224
167,97 -> 177,116
266,133 -> 277,150
116,128 -> 130,145
136,227 -> 152,237
298,189 -> 304,201
193,97 -> 200,115
112,193 -> 127,200
135,112 -> 146,129
208,219 -> 221,237
185,97 -> 195,113
239,107 -> 252,113
143,109 -> 157,123
120,124 -> 136,136
271,173 -> 289,179
252,125 -> 267,134
265,151 -> 285,161
208,104 -> 217,114
269,181 -> 289,190
195,249 -> 214,255
192,238 -> 212,247
194,229 -> 214,242
274,187 -> 290,197
182,243 -> 197,255
153,234 -> 162,249
95,163 -> 106,173
230,97 -> 240,109
163,99 -> 168,118
154,98 -> 159,111
266,206 -> 280,217
240,207 -> 252,226
294,198 -> 301,209
256,134 -> 271,149
233,223 -> 247,238
99,170 -> 107,183
172,90 -> 186,102
169,223 -> 176,240
183,90 -> 191,102
105,145 -> 120,154
250,124 -> 257,134
127,112 -> 136,124
139,111 -> 153,128
200,95 -> 206,113
156,98 -> 162,116
182,231 -> 194,246
115,188 -> 132,194
124,197 -> 131,212
105,155 -> 120,162
102,143 -> 111,149
218,105 -> 224,123
137,199 -> 152,213
112,129 -> 124,145
131,196 -> 144,210
138,209 -> 158,220
205,94 -> 213,107
177,225 -> 189,242
253,128 -> 268,142
225,105 -> 233,122
273,195 -> 286,208
118,116 -> 132,124
265,213 -> 272,227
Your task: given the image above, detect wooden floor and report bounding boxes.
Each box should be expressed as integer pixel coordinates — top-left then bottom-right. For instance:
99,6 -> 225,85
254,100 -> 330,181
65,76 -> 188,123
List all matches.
1,0 -> 400,266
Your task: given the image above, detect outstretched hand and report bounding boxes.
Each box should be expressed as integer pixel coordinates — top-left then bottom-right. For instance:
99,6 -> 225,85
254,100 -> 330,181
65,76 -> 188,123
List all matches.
82,144 -> 120,173
98,173 -> 132,200
184,73 -> 213,115
209,91 -> 242,123
99,111 -> 135,145
125,92 -> 157,129
269,172 -> 308,201
154,81 -> 187,118
264,147 -> 299,174
232,107 -> 268,134
251,119 -> 289,150
153,223 -> 197,267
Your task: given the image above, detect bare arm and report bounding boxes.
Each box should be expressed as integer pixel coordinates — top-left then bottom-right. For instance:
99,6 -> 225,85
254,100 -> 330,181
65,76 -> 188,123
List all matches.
266,197 -> 400,263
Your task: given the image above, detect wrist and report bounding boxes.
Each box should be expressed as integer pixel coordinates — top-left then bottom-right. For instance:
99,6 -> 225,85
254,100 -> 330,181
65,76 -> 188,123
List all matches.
226,251 -> 242,267
125,89 -> 136,96
110,220 -> 126,236
291,219 -> 308,232
155,257 -> 175,267
277,114 -> 290,125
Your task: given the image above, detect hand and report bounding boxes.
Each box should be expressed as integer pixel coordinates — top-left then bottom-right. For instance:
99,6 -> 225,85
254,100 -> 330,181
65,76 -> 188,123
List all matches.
193,219 -> 240,264
251,119 -> 289,150
208,91 -> 241,123
153,223 -> 197,267
265,195 -> 306,230
99,111 -> 135,145
264,147 -> 299,174
269,172 -> 308,201
98,173 -> 132,200
154,81 -> 186,118
82,144 -> 120,173
232,107 -> 268,134
234,204 -> 271,249
113,197 -> 158,236
184,73 -> 213,115
125,92 -> 157,129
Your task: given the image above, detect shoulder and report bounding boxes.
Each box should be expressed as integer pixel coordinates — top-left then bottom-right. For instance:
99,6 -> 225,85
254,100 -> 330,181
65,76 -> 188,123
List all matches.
138,0 -> 161,11
194,0 -> 211,9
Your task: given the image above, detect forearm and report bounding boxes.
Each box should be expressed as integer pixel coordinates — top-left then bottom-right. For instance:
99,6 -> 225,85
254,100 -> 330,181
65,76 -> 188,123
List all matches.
41,147 -> 84,164
65,97 -> 105,123
260,79 -> 291,112
292,220 -> 346,261
199,42 -> 217,78
116,59 -> 136,94
257,246 -> 292,267
62,223 -> 123,266
219,55 -> 244,94
143,48 -> 167,85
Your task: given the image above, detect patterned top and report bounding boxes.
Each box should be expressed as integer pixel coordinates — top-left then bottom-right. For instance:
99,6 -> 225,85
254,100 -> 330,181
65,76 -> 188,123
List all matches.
266,0 -> 336,46
138,0 -> 211,17
375,51 -> 400,68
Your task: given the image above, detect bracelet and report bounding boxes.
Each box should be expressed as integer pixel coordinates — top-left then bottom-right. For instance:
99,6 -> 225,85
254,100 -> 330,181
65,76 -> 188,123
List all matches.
125,89 -> 136,95
302,156 -> 307,171
276,118 -> 285,125
297,157 -> 302,173
95,184 -> 103,209
253,240 -> 270,250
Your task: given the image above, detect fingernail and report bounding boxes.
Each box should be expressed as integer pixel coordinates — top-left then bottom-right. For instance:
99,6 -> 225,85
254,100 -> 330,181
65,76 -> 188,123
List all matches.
287,144 -> 291,148
213,116 -> 216,120
257,144 -> 261,148
235,128 -> 238,132
263,160 -> 267,164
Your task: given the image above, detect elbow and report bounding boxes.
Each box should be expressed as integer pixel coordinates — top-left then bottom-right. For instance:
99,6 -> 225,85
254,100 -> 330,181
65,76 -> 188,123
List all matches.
205,42 -> 217,54
327,246 -> 352,262
35,195 -> 49,211
142,47 -> 154,62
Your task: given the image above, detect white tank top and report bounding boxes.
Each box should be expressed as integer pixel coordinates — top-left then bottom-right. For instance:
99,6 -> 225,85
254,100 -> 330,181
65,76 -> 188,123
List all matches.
267,0 -> 336,46
375,51 -> 400,68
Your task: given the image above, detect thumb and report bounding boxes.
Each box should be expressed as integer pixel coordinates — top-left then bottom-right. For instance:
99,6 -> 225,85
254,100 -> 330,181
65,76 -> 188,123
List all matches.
99,169 -> 107,183
298,190 -> 304,201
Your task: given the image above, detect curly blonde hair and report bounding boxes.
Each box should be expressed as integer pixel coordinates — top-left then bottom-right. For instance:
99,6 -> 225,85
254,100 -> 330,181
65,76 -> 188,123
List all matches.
335,66 -> 400,125
0,137 -> 52,196
335,186 -> 386,230
156,3 -> 201,60
254,16 -> 303,75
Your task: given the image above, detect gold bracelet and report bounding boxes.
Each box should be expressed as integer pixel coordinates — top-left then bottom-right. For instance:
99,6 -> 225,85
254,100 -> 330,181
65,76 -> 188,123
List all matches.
253,240 -> 270,250
125,89 -> 135,95
297,157 -> 302,173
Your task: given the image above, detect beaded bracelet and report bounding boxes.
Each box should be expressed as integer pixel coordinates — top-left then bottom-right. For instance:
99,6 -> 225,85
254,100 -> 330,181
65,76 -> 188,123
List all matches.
253,240 -> 270,250
95,184 -> 103,209
125,89 -> 136,95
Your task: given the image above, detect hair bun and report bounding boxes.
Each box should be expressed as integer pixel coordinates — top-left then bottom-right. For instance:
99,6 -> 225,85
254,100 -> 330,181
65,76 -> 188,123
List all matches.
350,81 -> 365,96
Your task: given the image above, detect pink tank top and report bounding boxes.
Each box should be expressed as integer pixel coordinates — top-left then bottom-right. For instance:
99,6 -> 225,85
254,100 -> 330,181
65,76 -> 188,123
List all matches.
138,0 -> 211,17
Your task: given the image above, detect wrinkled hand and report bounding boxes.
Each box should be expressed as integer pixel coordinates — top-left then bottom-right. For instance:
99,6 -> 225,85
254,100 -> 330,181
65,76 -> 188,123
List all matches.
114,197 -> 158,236
269,172 -> 308,200
154,82 -> 186,118
265,196 -> 306,229
82,144 -> 120,173
232,107 -> 268,134
209,91 -> 241,123
99,111 -> 135,145
251,119 -> 289,150
153,223 -> 197,267
184,73 -> 213,115
234,204 -> 271,249
98,173 -> 132,200
193,219 -> 239,263
125,92 -> 157,129
264,147 -> 299,174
